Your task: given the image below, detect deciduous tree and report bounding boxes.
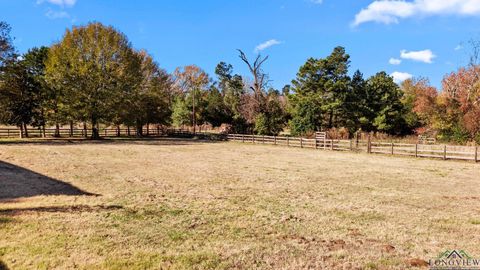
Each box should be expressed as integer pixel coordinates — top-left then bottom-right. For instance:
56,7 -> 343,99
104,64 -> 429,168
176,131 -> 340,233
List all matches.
45,22 -> 139,139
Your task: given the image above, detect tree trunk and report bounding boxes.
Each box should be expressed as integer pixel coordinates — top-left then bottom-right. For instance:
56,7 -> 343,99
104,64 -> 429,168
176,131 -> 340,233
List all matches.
136,124 -> 143,137
91,118 -> 100,140
54,123 -> 61,137
192,89 -> 196,135
127,126 -> 131,136
42,125 -> 46,138
91,127 -> 100,140
19,124 -> 24,138
328,109 -> 334,129
23,123 -> 29,138
146,123 -> 150,136
69,121 -> 74,137
83,122 -> 88,138
116,125 -> 120,137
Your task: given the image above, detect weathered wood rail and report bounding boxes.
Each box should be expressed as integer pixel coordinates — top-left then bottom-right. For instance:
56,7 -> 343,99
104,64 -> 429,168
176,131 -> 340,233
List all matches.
226,134 -> 479,162
1,127 -> 478,162
0,127 -> 163,138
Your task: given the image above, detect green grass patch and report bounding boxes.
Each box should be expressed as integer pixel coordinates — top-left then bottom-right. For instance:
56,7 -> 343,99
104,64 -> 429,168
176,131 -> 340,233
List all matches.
470,219 -> 480,225
0,217 -> 13,225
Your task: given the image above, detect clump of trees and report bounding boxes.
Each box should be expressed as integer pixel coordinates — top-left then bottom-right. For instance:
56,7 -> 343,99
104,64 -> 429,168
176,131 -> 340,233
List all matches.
288,46 -> 409,136
0,22 -> 173,139
401,69 -> 480,144
1,20 -> 480,143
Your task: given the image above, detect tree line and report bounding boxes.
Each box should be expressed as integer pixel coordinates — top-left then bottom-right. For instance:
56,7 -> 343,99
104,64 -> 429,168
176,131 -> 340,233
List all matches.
1,21 -> 479,143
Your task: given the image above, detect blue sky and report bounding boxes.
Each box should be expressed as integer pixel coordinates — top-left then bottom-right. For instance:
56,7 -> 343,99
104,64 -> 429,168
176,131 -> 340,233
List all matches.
2,0 -> 479,89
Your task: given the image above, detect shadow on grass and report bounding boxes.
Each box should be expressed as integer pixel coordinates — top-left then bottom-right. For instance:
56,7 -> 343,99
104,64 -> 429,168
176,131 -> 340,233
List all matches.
0,260 -> 8,270
0,136 -> 225,147
0,204 -> 122,216
0,161 -> 96,200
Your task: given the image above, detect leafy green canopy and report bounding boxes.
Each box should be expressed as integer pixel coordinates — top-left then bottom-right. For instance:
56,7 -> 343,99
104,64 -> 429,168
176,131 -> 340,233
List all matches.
45,23 -> 141,138
289,47 -> 410,136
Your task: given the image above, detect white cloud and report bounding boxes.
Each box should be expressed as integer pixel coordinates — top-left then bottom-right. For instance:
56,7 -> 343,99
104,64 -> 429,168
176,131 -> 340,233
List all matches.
455,44 -> 463,51
37,0 -> 77,7
45,9 -> 70,19
254,39 -> 282,53
389,58 -> 402,65
391,71 -> 413,83
353,0 -> 480,26
310,0 -> 323,4
400,49 -> 436,63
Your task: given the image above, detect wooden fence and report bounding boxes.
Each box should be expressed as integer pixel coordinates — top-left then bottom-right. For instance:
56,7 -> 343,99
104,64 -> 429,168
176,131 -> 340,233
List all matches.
0,127 -> 164,138
226,134 -> 479,162
1,127 -> 478,162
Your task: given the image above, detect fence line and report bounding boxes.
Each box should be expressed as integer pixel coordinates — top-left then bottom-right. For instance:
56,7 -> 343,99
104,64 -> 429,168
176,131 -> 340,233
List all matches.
225,133 -> 479,163
1,127 -> 478,162
0,127 -> 164,138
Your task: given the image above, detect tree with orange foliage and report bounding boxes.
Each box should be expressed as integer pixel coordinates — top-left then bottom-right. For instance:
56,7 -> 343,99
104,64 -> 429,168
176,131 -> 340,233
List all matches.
401,78 -> 438,134
173,65 -> 210,134
442,65 -> 480,142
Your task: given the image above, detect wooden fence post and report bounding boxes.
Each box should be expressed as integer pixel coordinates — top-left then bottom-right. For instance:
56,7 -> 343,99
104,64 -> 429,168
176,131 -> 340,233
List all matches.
367,136 -> 371,154
274,136 -> 277,145
330,140 -> 334,151
242,134 -> 244,143
323,137 -> 326,150
475,146 -> 478,162
300,138 -> 303,148
315,137 -> 318,149
415,144 -> 418,158
287,137 -> 290,147
443,145 -> 447,160
391,143 -> 394,155
350,139 -> 353,151
262,135 -> 265,144
252,135 -> 255,143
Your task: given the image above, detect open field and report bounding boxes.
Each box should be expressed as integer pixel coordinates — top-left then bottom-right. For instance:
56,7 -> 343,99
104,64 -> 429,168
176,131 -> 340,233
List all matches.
1,138 -> 480,269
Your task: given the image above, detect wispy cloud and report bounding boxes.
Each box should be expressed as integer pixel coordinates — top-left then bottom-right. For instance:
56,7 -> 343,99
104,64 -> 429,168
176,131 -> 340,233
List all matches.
455,44 -> 463,51
391,71 -> 413,84
254,39 -> 282,53
37,0 -> 77,7
37,0 -> 76,20
389,58 -> 402,65
310,0 -> 323,4
353,0 -> 480,26
45,9 -> 70,19
400,49 -> 436,63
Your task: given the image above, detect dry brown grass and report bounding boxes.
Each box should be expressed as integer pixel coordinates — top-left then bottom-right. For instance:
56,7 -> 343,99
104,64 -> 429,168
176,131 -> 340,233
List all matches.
1,138 -> 480,269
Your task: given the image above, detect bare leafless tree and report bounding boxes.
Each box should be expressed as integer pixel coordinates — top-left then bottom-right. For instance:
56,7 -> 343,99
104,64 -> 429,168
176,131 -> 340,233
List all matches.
237,49 -> 269,115
467,39 -> 480,105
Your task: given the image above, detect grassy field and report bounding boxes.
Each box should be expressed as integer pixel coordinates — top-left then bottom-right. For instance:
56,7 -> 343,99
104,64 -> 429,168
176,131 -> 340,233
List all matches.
1,138 -> 480,269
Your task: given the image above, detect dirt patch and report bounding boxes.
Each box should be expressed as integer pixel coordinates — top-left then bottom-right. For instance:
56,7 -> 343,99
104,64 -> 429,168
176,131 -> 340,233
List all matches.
408,258 -> 429,267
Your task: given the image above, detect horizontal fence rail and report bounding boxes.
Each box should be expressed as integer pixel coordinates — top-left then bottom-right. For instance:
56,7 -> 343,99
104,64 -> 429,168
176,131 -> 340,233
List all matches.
226,134 -> 479,163
1,128 -> 478,163
0,127 -> 164,138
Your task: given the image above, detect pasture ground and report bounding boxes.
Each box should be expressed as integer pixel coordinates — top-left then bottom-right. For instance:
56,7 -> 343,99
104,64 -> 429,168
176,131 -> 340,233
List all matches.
0,138 -> 479,269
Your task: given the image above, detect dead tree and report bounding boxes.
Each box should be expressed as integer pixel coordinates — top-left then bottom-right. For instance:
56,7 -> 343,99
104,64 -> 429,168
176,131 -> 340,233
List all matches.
237,49 -> 268,114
